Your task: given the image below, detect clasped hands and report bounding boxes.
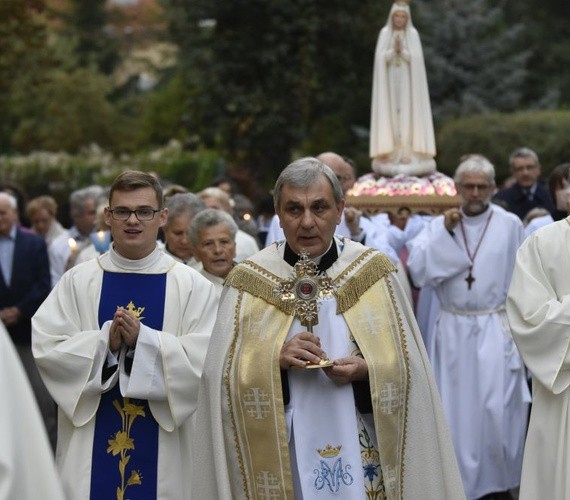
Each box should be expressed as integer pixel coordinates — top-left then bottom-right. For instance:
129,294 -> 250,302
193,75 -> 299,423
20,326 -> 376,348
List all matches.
279,332 -> 368,385
109,306 -> 140,352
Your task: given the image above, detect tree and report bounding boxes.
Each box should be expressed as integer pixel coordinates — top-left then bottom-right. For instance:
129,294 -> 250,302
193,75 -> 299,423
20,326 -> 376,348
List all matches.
0,1 -> 55,152
161,0 -> 393,194
414,0 -> 530,125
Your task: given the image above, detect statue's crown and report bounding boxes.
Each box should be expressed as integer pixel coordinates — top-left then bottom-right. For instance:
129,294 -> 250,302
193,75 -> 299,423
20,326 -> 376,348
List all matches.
317,444 -> 342,458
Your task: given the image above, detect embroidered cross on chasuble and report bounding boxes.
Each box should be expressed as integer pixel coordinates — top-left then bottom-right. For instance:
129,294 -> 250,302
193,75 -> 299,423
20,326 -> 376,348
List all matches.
91,271 -> 166,500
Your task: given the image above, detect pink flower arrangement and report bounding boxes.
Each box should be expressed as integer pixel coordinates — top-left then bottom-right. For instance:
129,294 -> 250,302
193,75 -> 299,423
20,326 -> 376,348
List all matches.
348,172 -> 457,197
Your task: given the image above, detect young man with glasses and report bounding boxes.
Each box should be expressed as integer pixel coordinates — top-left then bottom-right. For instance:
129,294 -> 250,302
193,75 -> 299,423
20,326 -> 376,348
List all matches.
32,170 -> 218,499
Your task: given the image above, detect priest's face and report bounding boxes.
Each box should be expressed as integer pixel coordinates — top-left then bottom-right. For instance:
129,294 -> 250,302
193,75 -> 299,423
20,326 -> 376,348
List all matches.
456,172 -> 494,216
276,175 -> 344,257
105,187 -> 168,260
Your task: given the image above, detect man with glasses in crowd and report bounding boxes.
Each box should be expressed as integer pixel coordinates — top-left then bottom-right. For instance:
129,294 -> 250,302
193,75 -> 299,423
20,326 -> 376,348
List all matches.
32,170 -> 218,499
493,146 -> 555,220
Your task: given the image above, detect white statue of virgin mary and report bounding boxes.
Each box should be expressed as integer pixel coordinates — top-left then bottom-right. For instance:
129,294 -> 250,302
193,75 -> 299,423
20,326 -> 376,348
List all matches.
370,0 -> 437,177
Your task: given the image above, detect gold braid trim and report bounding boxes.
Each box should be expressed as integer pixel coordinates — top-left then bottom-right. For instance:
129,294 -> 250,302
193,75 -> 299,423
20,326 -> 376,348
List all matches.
336,251 -> 397,314
385,274 -> 410,497
225,261 -> 296,315
224,290 -> 251,499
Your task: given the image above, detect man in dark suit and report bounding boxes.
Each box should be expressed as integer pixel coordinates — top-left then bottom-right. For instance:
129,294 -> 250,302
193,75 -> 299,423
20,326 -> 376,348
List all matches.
0,191 -> 56,449
493,147 -> 555,220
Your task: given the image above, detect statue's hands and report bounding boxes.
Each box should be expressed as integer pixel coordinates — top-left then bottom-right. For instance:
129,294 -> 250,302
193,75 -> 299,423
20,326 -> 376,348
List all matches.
280,332 -> 327,369
444,208 -> 462,232
395,34 -> 402,53
323,356 -> 368,385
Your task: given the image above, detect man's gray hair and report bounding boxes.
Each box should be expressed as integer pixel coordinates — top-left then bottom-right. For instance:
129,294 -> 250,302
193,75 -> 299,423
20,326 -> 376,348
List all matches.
0,192 -> 18,209
509,147 -> 539,168
70,185 -> 105,215
164,193 -> 206,226
454,154 -> 496,185
273,157 -> 344,208
189,208 -> 238,246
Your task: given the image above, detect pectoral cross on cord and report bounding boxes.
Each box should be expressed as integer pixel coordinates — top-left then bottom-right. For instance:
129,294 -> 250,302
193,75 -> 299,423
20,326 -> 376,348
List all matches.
459,211 -> 494,290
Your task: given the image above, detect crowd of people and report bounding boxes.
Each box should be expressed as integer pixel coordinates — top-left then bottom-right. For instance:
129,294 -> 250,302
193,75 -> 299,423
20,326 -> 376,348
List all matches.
0,145 -> 568,499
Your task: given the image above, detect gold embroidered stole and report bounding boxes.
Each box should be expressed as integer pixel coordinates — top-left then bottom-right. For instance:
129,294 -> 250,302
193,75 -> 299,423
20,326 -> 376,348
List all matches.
224,243 -> 408,499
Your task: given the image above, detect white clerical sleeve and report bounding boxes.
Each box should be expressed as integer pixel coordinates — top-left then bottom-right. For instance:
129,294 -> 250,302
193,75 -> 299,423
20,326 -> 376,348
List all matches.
507,233 -> 570,394
407,216 -> 471,288
120,325 -> 165,399
33,273 -> 113,427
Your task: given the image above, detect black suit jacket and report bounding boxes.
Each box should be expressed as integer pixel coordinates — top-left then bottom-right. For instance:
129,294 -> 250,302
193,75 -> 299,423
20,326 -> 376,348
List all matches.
493,182 -> 555,220
0,228 -> 51,345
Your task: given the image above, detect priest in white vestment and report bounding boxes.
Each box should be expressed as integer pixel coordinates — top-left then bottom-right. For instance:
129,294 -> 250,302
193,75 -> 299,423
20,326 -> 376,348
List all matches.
507,217 -> 570,500
408,155 -> 531,499
192,157 -> 465,499
32,171 -> 218,499
0,320 -> 65,500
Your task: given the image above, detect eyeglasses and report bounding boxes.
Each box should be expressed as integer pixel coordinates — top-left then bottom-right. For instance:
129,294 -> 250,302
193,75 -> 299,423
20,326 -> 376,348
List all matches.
107,207 -> 161,221
459,183 -> 492,192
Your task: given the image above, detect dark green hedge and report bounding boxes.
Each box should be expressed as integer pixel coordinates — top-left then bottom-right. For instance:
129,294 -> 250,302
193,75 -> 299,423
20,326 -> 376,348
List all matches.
436,110 -> 570,183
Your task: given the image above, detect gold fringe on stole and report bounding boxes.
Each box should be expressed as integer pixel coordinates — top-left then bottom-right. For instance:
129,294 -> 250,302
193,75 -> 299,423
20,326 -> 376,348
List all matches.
336,251 -> 397,313
225,262 -> 295,316
226,290 -> 295,499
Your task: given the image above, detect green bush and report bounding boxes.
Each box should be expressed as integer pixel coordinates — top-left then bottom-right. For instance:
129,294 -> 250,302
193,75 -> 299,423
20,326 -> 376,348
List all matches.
436,110 -> 570,183
0,142 -> 224,208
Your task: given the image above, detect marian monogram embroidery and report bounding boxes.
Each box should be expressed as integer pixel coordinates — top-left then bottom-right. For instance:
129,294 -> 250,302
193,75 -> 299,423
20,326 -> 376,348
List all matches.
313,444 -> 354,493
106,398 -> 145,500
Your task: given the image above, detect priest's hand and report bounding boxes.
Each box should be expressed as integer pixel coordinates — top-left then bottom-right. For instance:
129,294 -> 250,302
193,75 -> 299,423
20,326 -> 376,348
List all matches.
112,307 -> 140,348
280,332 -> 327,369
443,208 -> 462,232
324,356 -> 368,385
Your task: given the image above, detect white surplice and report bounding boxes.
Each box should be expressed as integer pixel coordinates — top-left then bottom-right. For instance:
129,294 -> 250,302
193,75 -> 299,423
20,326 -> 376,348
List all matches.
32,245 -> 218,500
0,321 -> 65,500
507,217 -> 570,500
408,203 -> 531,499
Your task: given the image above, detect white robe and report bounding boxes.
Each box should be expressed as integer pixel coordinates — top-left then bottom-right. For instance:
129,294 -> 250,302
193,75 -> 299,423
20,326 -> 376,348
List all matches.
32,245 -> 218,499
192,239 -> 465,500
0,321 -> 65,500
507,217 -> 570,500
407,204 -> 531,499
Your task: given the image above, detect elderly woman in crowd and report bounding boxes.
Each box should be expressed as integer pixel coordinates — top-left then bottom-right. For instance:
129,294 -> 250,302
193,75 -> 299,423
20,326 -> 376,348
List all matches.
25,195 -> 66,245
189,208 -> 237,295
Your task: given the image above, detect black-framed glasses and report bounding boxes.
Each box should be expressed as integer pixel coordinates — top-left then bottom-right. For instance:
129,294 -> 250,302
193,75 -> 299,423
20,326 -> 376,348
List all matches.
107,207 -> 161,221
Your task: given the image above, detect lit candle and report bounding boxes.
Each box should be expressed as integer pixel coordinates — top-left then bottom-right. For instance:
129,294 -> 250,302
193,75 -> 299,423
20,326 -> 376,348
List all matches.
68,238 -> 78,254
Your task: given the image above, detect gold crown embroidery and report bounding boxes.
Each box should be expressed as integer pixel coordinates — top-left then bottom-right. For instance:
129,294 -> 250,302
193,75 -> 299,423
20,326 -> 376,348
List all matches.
119,301 -> 145,320
317,444 -> 342,458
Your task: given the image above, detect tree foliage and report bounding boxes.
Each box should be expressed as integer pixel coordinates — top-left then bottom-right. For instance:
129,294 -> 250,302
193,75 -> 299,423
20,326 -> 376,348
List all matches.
414,0 -> 530,124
